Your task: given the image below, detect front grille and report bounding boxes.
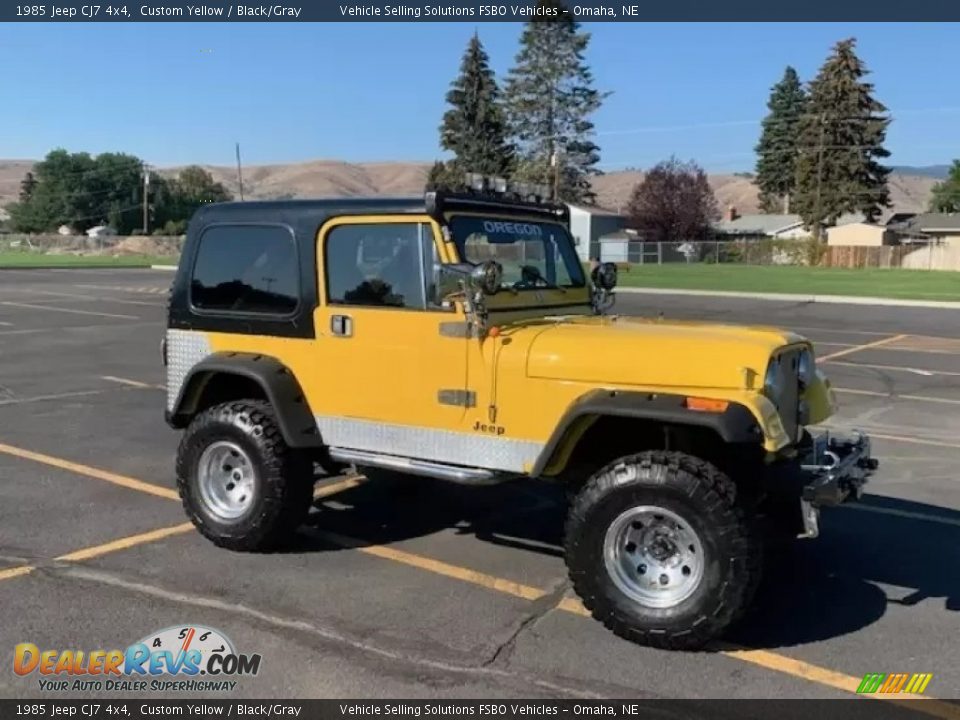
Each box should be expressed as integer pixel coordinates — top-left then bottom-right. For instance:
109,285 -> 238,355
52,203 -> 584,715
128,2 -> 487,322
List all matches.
766,347 -> 802,443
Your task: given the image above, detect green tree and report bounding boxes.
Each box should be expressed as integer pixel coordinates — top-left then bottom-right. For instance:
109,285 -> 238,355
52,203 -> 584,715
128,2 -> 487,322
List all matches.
9,149 -> 98,233
18,172 -> 37,202
86,152 -> 145,234
438,33 -> 514,180
154,165 -> 231,231
424,160 -> 462,192
754,66 -> 807,214
503,0 -> 605,203
793,38 -> 891,239
930,160 -> 960,212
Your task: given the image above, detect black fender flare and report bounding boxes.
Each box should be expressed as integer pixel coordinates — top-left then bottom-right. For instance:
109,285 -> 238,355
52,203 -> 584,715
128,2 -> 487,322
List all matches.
166,352 -> 323,448
530,389 -> 763,477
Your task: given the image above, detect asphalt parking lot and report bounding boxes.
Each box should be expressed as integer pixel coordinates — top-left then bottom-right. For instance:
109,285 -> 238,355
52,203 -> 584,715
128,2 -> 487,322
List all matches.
1,268 -> 959,710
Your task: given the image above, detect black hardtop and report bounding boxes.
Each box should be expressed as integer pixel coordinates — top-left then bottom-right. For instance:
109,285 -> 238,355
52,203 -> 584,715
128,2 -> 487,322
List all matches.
190,196 -> 427,232
187,191 -> 568,238
171,192 -> 571,339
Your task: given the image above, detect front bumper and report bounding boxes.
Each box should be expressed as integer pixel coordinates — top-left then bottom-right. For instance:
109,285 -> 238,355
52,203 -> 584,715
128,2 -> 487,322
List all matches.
797,430 -> 878,538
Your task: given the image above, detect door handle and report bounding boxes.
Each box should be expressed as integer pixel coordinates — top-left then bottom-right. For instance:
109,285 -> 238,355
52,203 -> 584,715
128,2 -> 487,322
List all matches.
331,315 -> 353,337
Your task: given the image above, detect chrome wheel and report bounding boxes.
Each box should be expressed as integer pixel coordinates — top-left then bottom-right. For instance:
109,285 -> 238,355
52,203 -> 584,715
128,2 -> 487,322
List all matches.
603,505 -> 705,609
197,441 -> 257,521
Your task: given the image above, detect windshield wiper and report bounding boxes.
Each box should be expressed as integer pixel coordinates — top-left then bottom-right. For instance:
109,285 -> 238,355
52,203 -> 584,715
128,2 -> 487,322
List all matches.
512,265 -> 567,293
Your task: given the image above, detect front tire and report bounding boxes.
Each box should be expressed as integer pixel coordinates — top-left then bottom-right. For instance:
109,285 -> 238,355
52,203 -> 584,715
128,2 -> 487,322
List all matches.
177,400 -> 314,551
565,451 -> 761,650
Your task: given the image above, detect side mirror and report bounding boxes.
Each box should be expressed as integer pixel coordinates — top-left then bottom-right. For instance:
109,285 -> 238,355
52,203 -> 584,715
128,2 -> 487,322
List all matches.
591,262 -> 618,291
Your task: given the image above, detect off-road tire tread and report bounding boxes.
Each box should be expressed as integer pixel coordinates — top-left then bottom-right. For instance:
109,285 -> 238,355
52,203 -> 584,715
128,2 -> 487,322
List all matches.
564,450 -> 762,651
176,400 -> 313,552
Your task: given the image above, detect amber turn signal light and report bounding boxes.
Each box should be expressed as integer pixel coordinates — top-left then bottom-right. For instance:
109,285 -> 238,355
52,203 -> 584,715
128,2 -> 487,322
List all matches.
685,397 -> 729,413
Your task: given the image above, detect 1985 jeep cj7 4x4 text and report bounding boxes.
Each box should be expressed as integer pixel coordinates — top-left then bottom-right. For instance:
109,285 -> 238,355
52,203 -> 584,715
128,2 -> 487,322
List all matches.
164,183 -> 877,650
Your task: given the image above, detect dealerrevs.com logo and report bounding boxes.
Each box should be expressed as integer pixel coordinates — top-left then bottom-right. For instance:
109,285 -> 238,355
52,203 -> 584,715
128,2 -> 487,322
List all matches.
14,625 -> 262,692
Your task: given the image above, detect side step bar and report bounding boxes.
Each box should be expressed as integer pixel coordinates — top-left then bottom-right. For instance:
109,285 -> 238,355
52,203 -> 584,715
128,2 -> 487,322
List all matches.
327,447 -> 509,485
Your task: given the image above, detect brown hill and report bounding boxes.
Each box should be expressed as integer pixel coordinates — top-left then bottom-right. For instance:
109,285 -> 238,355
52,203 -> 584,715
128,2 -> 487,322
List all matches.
0,158 -> 937,216
589,171 -> 938,216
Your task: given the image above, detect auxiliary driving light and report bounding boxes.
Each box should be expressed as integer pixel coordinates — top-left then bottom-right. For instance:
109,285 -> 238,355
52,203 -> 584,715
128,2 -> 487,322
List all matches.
492,176 -> 507,193
466,173 -> 486,192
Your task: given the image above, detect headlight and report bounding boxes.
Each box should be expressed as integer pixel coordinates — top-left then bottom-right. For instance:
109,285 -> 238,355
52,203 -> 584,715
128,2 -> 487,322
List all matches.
764,356 -> 782,399
798,348 -> 814,389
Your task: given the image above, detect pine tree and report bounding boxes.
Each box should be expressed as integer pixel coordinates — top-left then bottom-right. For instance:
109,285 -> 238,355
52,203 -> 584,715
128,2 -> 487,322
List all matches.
793,38 -> 891,239
425,160 -> 461,192
437,33 -> 513,181
754,67 -> 807,214
503,0 -> 605,204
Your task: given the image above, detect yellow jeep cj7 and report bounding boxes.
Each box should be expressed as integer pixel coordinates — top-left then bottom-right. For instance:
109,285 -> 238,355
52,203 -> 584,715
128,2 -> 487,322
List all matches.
164,180 -> 877,650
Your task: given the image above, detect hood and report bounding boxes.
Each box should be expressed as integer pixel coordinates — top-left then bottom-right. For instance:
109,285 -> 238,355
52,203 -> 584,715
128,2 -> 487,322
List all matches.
521,316 -> 806,390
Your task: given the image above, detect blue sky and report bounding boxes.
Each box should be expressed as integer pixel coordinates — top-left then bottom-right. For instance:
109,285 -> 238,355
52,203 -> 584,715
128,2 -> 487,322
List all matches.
1,22 -> 958,171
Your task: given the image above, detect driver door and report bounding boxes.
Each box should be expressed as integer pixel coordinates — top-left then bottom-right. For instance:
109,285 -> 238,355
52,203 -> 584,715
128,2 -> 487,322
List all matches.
309,215 -> 473,459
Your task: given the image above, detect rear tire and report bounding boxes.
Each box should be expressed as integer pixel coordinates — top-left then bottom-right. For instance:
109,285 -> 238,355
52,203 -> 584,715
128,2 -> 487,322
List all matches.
565,451 -> 762,651
177,400 -> 314,551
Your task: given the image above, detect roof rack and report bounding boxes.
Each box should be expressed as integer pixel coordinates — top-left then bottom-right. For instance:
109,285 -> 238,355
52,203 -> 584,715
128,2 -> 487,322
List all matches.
425,172 -> 568,219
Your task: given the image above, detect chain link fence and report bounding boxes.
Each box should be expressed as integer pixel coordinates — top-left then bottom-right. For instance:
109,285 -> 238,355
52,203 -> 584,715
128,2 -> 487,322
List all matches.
596,238 -> 960,271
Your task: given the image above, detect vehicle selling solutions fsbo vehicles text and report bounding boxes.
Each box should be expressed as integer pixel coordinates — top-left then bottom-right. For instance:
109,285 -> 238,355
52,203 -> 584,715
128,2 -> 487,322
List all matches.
338,4 -> 565,17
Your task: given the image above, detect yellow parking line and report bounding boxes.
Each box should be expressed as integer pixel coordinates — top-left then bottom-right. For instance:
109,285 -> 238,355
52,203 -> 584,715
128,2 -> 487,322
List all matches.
320,530 -> 547,602
0,301 -> 138,321
3,443 -> 957,709
819,334 -> 908,362
717,652 -> 959,718
0,565 -> 35,581
834,387 -> 960,406
56,523 -> 194,562
0,442 -> 179,501
867,433 -> 960,450
100,375 -> 164,390
828,360 -> 960,377
313,476 -> 364,500
0,523 -> 194,585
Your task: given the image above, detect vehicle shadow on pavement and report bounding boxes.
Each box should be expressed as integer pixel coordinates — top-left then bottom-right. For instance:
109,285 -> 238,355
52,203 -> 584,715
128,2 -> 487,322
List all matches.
295,479 -> 960,650
298,476 -> 567,556
729,494 -> 960,649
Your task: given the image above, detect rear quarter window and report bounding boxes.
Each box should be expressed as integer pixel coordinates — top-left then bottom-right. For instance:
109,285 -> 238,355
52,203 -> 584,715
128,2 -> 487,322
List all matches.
190,224 -> 299,315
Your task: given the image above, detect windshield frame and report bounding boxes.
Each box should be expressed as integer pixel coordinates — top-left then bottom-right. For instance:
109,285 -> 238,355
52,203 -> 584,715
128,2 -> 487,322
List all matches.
445,214 -> 587,293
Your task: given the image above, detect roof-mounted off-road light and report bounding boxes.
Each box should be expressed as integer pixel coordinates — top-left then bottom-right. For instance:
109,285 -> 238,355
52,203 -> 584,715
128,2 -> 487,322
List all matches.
491,177 -> 507,194
534,184 -> 550,202
466,173 -> 485,192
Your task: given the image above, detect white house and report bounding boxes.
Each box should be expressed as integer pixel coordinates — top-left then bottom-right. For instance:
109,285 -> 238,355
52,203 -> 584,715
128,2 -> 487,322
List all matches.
567,204 -> 629,262
715,207 -> 872,240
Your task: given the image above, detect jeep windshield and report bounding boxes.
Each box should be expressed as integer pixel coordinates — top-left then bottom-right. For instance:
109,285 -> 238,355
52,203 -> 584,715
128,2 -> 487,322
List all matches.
448,216 -> 586,292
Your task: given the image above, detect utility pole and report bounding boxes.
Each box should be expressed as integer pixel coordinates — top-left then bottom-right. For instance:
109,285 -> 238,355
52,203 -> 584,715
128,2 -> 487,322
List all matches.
142,163 -> 150,235
551,147 -> 561,202
235,142 -> 245,201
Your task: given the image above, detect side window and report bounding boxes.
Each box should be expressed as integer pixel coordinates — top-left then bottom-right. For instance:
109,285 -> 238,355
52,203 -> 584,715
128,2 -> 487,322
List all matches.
325,223 -> 429,310
191,225 -> 299,315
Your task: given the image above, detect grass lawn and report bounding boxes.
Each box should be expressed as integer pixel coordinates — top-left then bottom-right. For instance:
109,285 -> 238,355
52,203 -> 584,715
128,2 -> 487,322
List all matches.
0,252 -> 178,268
616,264 -> 960,302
